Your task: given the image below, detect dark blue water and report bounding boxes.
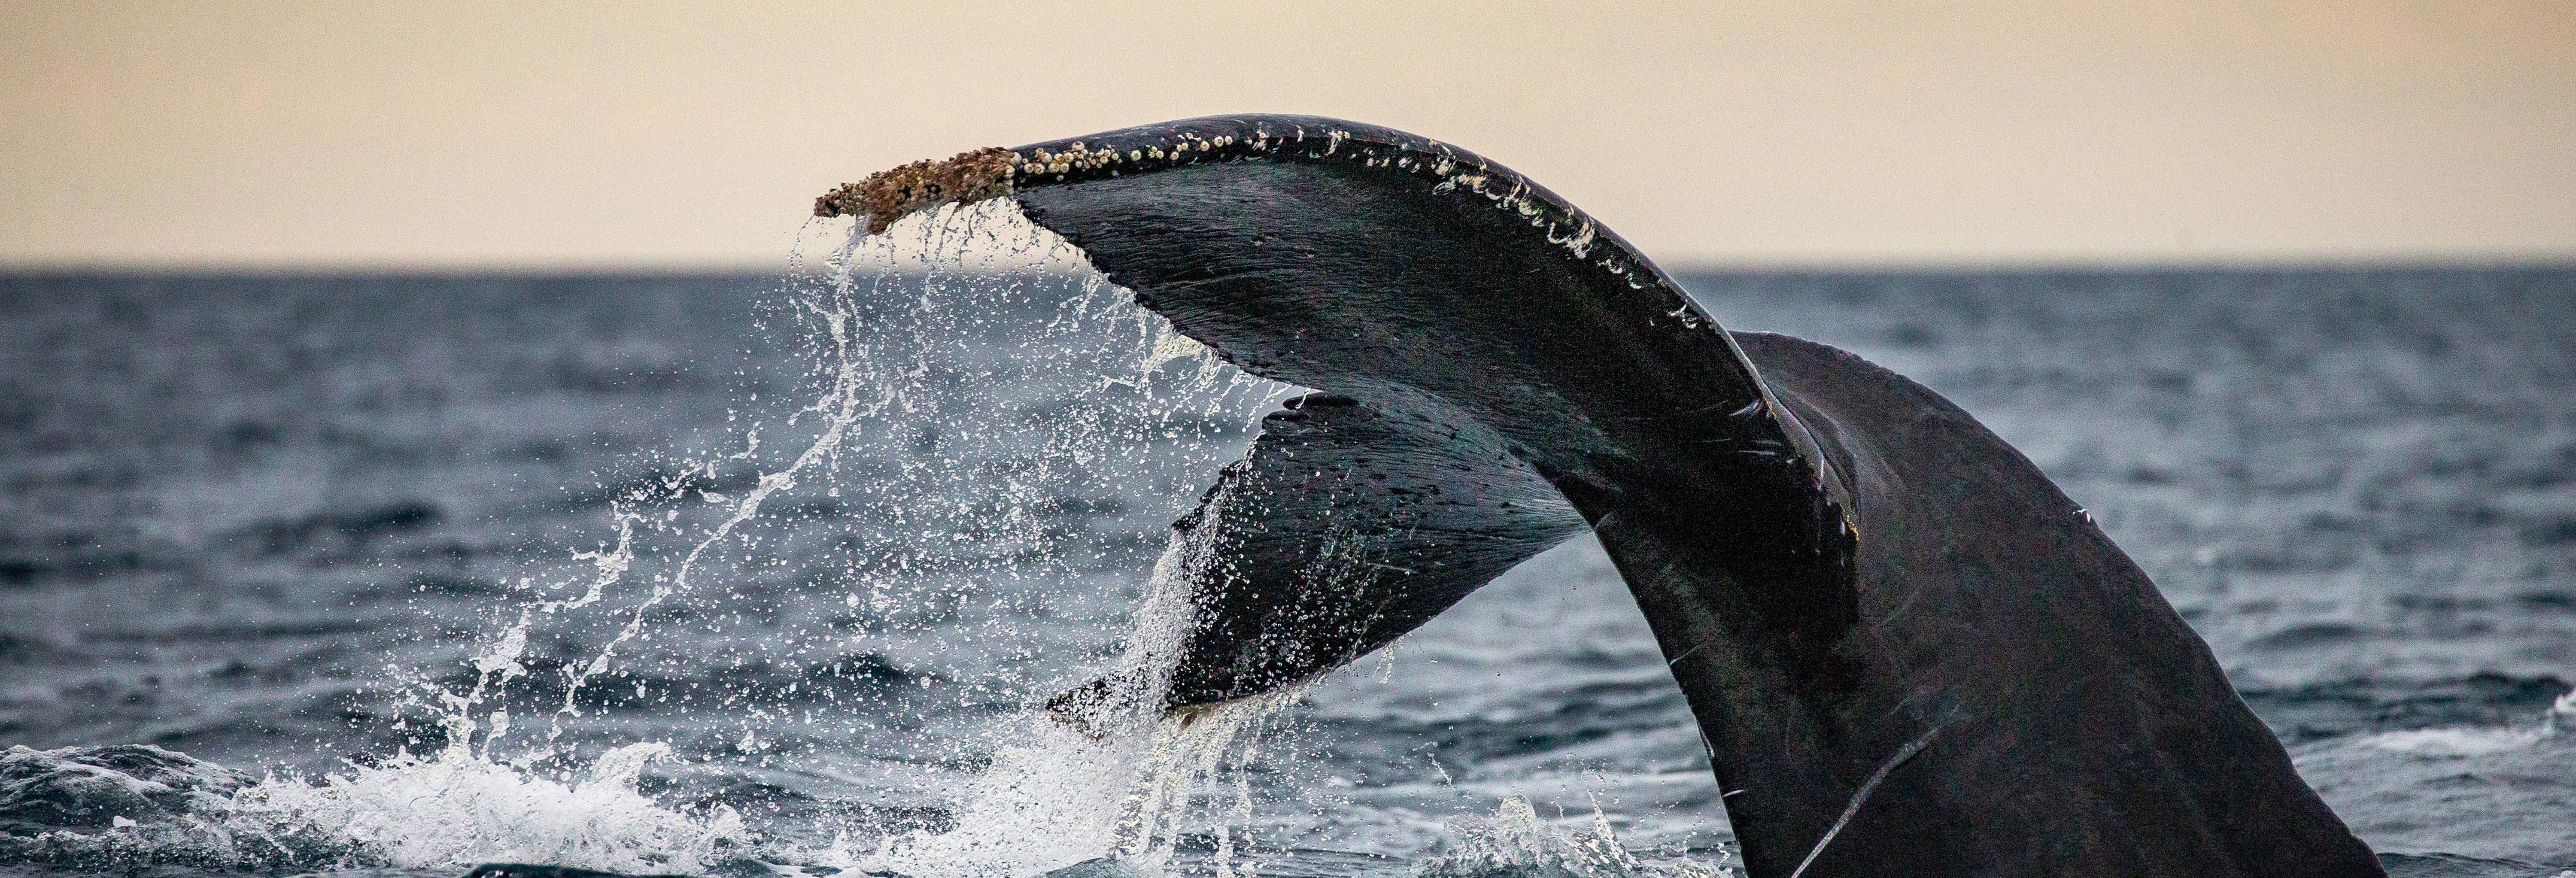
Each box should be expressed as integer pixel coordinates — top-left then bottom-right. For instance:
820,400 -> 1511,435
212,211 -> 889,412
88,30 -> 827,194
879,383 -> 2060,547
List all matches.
3,263 -> 2572,877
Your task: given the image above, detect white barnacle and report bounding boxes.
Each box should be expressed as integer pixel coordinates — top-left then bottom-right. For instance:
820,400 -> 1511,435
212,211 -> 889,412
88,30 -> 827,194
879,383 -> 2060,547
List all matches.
1547,221 -> 1581,249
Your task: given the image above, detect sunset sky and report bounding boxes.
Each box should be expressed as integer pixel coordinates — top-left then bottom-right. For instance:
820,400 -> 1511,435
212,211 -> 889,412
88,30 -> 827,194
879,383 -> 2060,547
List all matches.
4,1 -> 2571,269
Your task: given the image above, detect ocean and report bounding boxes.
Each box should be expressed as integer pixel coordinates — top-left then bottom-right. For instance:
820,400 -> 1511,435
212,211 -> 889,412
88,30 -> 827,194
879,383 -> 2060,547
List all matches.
3,250 -> 2572,875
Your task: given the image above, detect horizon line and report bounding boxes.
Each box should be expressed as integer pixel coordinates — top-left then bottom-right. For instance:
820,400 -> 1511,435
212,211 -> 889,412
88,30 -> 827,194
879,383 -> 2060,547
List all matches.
7,253 -> 2576,278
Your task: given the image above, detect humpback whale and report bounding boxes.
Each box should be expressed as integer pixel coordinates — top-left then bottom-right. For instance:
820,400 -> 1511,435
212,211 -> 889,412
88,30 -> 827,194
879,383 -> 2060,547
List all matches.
818,116 -> 2387,878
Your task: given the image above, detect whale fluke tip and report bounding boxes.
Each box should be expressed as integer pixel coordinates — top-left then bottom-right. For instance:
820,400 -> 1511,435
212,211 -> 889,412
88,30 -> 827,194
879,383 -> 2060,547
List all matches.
815,146 -> 1017,232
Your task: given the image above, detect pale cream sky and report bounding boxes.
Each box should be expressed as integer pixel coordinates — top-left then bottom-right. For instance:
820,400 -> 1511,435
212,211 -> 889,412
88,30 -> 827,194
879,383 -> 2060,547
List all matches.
4,1 -> 2571,269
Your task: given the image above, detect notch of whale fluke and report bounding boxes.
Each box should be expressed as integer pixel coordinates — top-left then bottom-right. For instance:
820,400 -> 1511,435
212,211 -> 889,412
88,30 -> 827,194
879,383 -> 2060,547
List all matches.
814,146 -> 1017,233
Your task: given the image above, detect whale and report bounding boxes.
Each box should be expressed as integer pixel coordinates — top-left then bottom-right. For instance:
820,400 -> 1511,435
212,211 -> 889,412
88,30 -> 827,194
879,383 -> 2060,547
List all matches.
817,115 -> 2387,877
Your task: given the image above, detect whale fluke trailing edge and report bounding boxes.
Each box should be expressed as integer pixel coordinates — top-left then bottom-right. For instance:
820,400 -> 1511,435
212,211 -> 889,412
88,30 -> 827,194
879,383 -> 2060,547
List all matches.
820,116 -> 2385,878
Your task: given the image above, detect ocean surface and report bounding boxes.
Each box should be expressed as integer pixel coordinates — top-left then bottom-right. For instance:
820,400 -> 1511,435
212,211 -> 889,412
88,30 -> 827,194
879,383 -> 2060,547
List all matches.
3,243 -> 2573,876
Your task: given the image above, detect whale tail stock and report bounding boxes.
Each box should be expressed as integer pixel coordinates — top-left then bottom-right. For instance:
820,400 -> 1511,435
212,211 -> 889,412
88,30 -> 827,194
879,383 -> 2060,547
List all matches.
823,116 -> 2384,877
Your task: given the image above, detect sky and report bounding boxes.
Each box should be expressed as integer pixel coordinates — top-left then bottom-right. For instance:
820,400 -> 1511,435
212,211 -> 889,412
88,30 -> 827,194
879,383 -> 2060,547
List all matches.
4,1 -> 2572,270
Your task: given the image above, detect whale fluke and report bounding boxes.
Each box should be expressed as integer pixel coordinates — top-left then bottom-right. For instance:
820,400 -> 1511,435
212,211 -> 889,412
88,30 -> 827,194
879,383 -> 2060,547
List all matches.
826,116 -> 2385,877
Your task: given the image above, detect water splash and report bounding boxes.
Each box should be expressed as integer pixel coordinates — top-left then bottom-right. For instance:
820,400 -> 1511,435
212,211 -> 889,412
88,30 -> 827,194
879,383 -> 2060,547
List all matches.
850,485 -> 1307,878
843,693 -> 1306,878
376,198 -> 1294,875
378,195 -> 1279,732
237,743 -> 747,872
1413,797 -> 1735,878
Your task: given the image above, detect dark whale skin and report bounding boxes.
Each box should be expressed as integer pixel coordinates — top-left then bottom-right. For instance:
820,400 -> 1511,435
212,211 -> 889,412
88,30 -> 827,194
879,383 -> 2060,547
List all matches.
871,115 -> 2385,877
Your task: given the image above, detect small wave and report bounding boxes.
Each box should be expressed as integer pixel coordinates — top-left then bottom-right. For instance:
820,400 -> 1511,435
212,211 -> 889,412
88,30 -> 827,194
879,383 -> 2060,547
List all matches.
2362,728 -> 2548,758
2238,671 -> 2576,741
2361,687 -> 2576,758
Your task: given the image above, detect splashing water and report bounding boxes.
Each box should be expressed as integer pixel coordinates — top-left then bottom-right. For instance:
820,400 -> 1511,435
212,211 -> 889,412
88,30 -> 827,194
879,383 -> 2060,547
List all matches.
851,471 -> 1310,878
844,687 -> 1308,878
498,201 -> 1281,747
324,200 -> 1297,874
237,743 -> 748,872
1412,797 -> 1735,878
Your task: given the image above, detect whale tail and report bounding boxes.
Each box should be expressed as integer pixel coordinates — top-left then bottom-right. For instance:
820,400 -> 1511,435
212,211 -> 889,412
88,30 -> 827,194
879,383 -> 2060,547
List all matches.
827,115 -> 2384,878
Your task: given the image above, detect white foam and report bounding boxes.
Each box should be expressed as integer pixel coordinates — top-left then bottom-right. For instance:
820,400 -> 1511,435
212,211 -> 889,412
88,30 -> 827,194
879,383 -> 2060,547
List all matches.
236,744 -> 747,872
853,720 -> 1152,878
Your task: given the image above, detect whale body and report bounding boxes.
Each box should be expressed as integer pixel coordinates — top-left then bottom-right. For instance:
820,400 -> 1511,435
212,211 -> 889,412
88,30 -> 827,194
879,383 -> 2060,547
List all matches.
819,115 -> 2386,878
